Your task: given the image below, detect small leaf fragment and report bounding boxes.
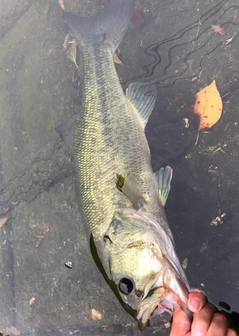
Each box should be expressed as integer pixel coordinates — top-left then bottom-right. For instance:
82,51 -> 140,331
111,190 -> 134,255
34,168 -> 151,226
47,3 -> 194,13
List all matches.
3,326 -> 20,336
29,297 -> 36,305
0,216 -> 9,228
66,39 -> 79,69
182,258 -> 188,269
67,65 -> 80,82
91,308 -> 102,320
58,0 -> 65,10
132,8 -> 144,30
211,25 -> 227,36
63,33 -> 71,50
113,52 -> 125,66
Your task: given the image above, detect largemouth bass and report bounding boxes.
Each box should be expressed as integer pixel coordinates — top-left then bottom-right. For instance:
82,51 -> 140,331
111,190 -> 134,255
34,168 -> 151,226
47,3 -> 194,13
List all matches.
62,0 -> 191,329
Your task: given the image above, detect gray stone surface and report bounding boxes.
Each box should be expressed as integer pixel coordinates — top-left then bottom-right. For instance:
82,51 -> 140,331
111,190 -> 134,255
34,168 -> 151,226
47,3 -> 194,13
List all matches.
0,0 -> 239,335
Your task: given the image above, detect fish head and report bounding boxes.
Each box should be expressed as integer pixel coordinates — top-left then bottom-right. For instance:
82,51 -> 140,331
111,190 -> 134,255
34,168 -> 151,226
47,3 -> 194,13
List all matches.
103,208 -> 191,330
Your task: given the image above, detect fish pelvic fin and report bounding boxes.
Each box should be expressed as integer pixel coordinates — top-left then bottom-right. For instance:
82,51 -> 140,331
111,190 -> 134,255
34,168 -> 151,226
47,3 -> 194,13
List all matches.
62,0 -> 135,52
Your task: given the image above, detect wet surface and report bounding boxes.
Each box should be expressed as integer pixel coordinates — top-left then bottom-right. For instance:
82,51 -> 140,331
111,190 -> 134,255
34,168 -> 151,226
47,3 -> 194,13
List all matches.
0,0 -> 239,335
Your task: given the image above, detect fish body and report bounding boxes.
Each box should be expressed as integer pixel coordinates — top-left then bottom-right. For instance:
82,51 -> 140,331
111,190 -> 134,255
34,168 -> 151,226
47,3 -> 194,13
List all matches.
62,0 -> 190,329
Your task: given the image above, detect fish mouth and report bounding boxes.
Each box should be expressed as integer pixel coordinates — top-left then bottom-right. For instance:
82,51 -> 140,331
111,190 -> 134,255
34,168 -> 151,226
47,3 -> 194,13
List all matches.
136,251 -> 191,330
137,286 -> 191,330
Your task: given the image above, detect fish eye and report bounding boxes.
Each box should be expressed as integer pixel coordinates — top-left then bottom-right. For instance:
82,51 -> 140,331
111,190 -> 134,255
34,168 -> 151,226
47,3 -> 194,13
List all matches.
119,277 -> 134,295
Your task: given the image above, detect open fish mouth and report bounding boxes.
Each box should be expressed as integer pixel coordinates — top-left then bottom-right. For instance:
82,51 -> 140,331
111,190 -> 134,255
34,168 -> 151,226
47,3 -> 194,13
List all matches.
137,286 -> 192,330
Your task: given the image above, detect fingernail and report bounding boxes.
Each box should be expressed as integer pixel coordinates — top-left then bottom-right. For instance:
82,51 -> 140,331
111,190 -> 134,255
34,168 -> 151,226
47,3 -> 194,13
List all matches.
191,297 -> 202,311
189,288 -> 205,295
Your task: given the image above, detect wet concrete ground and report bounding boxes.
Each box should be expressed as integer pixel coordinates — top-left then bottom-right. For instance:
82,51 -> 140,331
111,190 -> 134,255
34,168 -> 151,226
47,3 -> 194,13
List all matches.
0,0 -> 239,335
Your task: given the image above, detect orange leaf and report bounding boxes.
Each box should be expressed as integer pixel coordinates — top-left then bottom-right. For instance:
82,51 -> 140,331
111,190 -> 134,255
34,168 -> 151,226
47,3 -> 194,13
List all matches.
190,80 -> 222,143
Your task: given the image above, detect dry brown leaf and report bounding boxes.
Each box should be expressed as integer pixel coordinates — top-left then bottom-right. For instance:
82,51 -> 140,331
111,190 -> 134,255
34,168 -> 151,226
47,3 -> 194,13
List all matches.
3,326 -> 21,336
211,25 -> 227,36
0,216 -> 9,228
67,65 -> 80,82
58,0 -> 65,10
63,33 -> 71,50
132,8 -> 144,30
66,39 -> 79,69
113,52 -> 125,66
190,80 -> 223,144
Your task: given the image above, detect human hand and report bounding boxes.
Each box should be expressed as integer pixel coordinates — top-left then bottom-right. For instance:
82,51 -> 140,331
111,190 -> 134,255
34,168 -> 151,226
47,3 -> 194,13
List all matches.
170,290 -> 239,336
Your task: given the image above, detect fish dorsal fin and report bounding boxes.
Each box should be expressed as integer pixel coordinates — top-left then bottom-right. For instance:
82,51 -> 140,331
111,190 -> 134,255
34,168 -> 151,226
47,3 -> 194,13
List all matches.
126,83 -> 157,127
154,166 -> 173,206
116,174 -> 145,209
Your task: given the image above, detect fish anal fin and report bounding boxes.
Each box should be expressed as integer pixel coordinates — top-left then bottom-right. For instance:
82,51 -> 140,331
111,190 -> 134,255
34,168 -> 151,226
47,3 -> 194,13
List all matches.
154,166 -> 173,206
126,83 -> 157,127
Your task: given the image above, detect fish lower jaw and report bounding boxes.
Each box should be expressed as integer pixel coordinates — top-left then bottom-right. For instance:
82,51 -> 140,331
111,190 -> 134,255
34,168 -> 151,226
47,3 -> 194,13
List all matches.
136,288 -> 188,330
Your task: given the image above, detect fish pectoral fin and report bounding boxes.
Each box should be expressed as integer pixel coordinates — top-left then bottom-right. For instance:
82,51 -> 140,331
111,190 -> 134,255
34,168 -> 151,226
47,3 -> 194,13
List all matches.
55,115 -> 77,156
154,166 -> 173,206
126,83 -> 157,127
116,174 -> 145,209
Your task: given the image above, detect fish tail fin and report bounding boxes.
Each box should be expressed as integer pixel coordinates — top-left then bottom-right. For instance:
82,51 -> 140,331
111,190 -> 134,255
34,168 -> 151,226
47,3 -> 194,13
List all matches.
62,0 -> 134,51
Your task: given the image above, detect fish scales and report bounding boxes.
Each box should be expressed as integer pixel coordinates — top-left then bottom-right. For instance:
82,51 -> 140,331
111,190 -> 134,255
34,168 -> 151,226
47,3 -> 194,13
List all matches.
74,42 -> 160,241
